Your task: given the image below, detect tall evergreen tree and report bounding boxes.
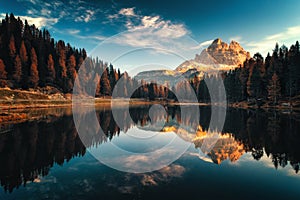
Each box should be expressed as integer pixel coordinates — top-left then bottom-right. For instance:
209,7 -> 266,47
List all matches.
268,73 -> 281,105
29,47 -> 39,88
0,59 -> 7,87
47,54 -> 55,83
100,68 -> 111,96
247,59 -> 261,98
66,54 -> 77,92
19,40 -> 28,64
13,55 -> 22,87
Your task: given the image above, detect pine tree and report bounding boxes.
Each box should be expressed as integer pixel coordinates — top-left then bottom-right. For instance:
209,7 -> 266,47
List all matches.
47,54 -> 55,83
94,73 -> 101,97
0,59 -> 7,87
148,82 -> 156,100
19,40 -> 28,64
100,68 -> 111,96
66,54 -> 77,92
239,63 -> 249,100
247,59 -> 261,98
13,55 -> 22,87
29,47 -> 39,88
198,77 -> 210,103
9,35 -> 16,58
56,41 -> 68,91
109,64 -> 117,90
268,73 -> 281,105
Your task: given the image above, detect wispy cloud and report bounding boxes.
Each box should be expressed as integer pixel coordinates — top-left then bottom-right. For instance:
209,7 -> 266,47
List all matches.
18,0 -> 101,24
67,29 -> 81,35
108,8 -> 189,49
229,36 -> 244,43
107,7 -> 137,21
190,39 -> 214,50
41,8 -> 51,16
245,25 -> 300,56
119,7 -> 136,17
0,13 -> 58,28
53,27 -> 106,42
75,10 -> 95,23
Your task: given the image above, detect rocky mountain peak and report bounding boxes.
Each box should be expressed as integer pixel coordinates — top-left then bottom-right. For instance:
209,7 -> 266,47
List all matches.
212,38 -> 222,44
209,38 -> 228,50
136,38 -> 252,83
198,38 -> 250,66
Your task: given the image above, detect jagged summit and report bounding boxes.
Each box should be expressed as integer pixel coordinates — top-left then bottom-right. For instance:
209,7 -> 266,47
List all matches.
176,38 -> 251,73
209,38 -> 228,49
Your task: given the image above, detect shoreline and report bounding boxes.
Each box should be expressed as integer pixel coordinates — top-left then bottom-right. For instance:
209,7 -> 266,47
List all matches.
1,98 -> 299,111
1,87 -> 299,123
1,98 -> 299,124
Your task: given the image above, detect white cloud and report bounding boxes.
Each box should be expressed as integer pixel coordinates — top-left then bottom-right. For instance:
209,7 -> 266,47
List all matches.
245,25 -> 300,56
229,36 -> 243,43
107,7 -> 136,21
190,39 -> 214,50
41,8 -> 51,16
105,7 -> 189,48
200,40 -> 214,46
107,13 -> 119,20
75,9 -> 95,23
0,13 -> 58,28
265,33 -> 283,41
21,0 -> 38,5
24,16 -> 58,28
67,29 -> 80,35
53,27 -> 106,42
20,0 -> 99,23
119,7 -> 136,17
112,13 -> 189,49
27,9 -> 35,15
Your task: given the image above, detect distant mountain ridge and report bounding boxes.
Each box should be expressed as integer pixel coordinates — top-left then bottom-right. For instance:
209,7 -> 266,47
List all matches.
135,38 -> 251,84
134,69 -> 204,86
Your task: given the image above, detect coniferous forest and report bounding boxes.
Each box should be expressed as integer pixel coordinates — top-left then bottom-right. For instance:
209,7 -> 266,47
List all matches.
1,13 -> 300,105
222,44 -> 300,105
0,13 -> 170,98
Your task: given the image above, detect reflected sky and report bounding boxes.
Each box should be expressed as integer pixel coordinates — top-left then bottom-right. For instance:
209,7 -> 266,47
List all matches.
0,106 -> 300,199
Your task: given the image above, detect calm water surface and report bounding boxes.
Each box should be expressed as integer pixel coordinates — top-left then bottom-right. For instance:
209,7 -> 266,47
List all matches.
0,106 -> 300,199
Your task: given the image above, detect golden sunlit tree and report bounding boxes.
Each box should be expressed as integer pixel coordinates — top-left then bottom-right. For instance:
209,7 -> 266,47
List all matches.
29,47 -> 39,88
47,54 -> 55,83
13,55 -> 22,87
19,40 -> 28,64
9,35 -> 16,58
0,59 -> 7,87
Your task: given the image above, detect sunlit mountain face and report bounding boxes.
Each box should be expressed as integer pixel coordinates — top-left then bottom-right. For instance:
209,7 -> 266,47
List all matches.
0,106 -> 300,194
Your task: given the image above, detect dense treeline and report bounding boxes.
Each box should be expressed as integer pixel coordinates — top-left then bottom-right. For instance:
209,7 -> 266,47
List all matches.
0,13 -> 88,92
133,42 -> 300,103
74,57 -> 175,98
0,13 -> 137,96
0,13 -> 176,98
222,42 -> 300,104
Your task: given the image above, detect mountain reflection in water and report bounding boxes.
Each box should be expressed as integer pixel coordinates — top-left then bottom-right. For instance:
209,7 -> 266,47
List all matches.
0,106 -> 300,193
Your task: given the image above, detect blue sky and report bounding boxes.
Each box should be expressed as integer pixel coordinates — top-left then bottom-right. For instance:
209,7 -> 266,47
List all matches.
1,0 -> 300,72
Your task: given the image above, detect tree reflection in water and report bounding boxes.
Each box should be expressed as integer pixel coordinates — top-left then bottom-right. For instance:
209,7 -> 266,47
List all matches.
0,106 -> 299,192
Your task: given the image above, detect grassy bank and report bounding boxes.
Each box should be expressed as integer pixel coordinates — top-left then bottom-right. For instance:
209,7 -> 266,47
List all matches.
1,88 -> 300,123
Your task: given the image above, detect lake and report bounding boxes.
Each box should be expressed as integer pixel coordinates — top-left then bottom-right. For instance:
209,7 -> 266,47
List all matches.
0,105 -> 300,199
